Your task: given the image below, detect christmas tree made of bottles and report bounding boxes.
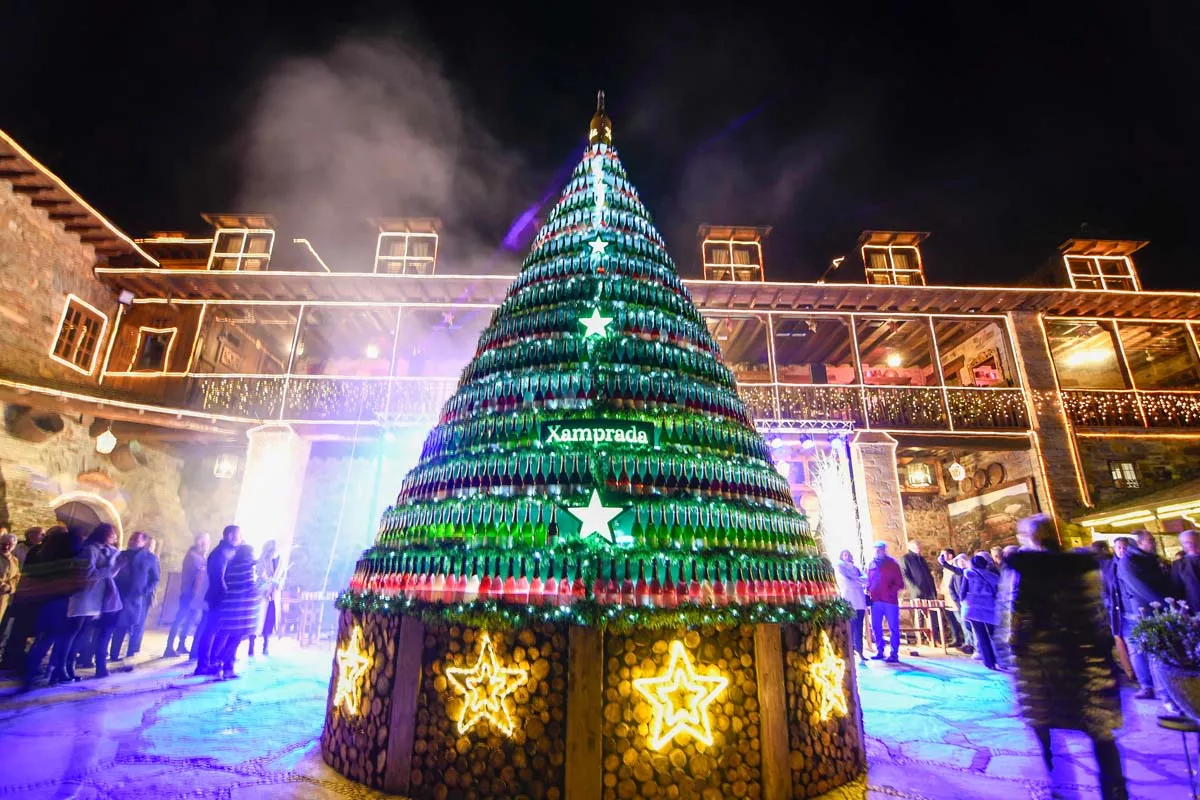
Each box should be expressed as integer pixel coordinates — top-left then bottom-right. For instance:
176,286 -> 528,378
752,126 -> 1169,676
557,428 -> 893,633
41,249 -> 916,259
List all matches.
343,94 -> 841,630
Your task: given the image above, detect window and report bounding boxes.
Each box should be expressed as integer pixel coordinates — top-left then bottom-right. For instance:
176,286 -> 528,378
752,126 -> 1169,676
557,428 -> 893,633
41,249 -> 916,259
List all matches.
375,232 -> 439,274
863,246 -> 924,286
1109,461 -> 1140,489
705,314 -> 772,383
129,327 -> 177,372
702,240 -> 763,282
1065,256 -> 1139,292
1045,320 -> 1128,390
934,318 -> 1017,387
208,229 -> 274,271
50,295 -> 108,375
855,317 -> 937,386
773,315 -> 858,385
1116,322 -> 1200,389
195,305 -> 297,375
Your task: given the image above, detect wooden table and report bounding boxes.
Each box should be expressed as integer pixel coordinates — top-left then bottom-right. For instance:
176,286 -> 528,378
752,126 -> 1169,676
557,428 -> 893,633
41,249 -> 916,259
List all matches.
865,599 -> 950,656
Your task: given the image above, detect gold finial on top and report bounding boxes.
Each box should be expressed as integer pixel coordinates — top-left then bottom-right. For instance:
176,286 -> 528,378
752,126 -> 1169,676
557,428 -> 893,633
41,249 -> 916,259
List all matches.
588,90 -> 612,146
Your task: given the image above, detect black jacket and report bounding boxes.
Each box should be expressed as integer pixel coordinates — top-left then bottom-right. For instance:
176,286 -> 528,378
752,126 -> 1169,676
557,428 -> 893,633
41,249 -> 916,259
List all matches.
1007,549 -> 1121,736
901,551 -> 938,599
1172,554 -> 1200,612
1117,546 -> 1172,617
114,547 -> 160,626
205,541 -> 237,606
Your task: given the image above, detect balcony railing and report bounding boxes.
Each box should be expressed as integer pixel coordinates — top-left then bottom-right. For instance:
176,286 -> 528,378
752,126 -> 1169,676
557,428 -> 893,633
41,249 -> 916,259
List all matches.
189,375 -> 459,423
1062,389 -> 1200,428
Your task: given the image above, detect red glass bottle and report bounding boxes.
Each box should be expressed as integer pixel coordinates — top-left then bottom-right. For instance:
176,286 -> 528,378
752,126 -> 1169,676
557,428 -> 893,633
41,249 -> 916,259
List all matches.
514,557 -> 530,605
571,560 -> 587,602
557,560 -> 573,606
529,557 -> 544,606
647,559 -> 662,608
543,558 -> 560,607
429,557 -> 446,603
700,562 -> 715,606
635,560 -> 650,607
688,561 -> 702,604
712,561 -> 727,607
477,558 -> 493,601
620,559 -> 635,606
596,559 -> 612,605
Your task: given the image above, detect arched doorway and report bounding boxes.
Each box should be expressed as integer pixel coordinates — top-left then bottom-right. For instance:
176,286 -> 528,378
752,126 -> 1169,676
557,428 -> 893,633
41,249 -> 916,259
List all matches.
49,491 -> 124,545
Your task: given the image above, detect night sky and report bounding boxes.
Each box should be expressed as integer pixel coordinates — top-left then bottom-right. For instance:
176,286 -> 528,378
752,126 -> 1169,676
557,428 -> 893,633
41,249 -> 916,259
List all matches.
2,1 -> 1196,288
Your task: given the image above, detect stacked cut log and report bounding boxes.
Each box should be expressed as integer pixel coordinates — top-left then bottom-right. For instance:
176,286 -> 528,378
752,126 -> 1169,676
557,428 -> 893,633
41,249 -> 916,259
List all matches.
320,610 -> 402,787
601,625 -> 763,800
781,622 -> 866,799
409,623 -> 569,800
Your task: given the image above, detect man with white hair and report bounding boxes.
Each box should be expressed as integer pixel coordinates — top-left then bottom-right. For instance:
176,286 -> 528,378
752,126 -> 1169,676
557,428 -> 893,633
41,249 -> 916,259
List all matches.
867,541 -> 905,663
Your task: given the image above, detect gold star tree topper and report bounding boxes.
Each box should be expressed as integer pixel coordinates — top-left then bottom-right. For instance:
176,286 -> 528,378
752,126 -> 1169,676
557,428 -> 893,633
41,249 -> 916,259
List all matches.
811,631 -> 849,721
333,626 -> 371,716
446,632 -> 529,737
633,640 -> 729,750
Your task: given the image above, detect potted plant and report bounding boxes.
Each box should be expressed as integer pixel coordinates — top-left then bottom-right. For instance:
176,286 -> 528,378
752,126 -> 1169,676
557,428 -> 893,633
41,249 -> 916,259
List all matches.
1130,599 -> 1200,721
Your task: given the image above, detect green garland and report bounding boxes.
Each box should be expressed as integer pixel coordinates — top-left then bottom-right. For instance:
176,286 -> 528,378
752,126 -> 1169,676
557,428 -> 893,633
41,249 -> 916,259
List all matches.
334,591 -> 852,633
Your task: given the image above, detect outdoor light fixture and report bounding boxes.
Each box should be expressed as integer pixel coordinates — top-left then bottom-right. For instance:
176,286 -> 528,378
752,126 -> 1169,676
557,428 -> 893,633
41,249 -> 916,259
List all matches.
948,462 -> 967,482
830,434 -> 847,450
95,426 -> 117,455
364,343 -> 380,359
886,352 -> 903,368
801,436 -> 816,450
770,436 -> 785,448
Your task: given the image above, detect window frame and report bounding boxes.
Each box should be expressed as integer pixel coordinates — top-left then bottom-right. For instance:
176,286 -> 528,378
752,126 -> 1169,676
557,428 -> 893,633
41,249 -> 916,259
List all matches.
374,231 -> 439,275
1064,255 -> 1140,292
49,294 -> 109,375
127,326 -> 178,373
207,228 -> 275,271
1108,460 -> 1140,490
862,245 -> 925,286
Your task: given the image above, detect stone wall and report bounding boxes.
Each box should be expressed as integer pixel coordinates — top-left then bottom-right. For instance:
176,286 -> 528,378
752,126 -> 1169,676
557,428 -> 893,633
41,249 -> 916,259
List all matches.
782,621 -> 864,799
0,178 -> 118,387
411,623 -> 568,800
1076,436 -> 1200,513
602,624 -> 761,800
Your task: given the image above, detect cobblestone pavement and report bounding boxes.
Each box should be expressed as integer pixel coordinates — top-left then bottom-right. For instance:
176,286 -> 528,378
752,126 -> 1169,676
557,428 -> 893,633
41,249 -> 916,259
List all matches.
0,636 -> 1192,799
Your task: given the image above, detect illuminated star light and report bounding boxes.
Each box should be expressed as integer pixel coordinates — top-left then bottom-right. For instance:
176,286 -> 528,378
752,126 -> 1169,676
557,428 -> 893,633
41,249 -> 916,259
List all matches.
578,308 -> 613,339
588,238 -> 608,258
445,632 -> 529,737
565,489 -> 624,543
811,631 -> 849,721
634,640 -> 729,750
333,626 -> 371,716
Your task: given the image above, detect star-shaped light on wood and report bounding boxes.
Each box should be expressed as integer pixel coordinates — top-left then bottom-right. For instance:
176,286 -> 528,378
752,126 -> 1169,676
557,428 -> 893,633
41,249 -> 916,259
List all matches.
811,631 -> 848,721
588,238 -> 608,258
446,632 -> 528,737
333,626 -> 371,716
633,640 -> 728,750
565,489 -> 624,543
578,308 -> 613,338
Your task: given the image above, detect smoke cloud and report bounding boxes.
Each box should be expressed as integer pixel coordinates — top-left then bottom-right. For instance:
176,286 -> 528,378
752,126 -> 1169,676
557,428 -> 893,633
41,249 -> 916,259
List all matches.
235,35 -> 533,273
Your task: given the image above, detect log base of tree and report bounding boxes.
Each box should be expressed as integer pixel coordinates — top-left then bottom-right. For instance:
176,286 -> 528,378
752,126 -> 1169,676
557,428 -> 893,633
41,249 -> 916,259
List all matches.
321,610 -> 865,800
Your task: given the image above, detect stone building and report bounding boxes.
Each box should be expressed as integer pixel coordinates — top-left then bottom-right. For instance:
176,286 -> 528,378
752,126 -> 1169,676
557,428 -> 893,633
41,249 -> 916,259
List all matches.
3,126 -> 1199,621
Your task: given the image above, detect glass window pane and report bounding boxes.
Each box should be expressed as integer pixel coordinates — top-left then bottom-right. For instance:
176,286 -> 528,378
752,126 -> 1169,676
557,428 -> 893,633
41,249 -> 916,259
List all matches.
856,317 -> 937,386
934,318 -> 1017,387
705,314 -> 772,384
293,307 -> 398,377
1045,320 -> 1127,389
1117,322 -> 1200,389
194,304 -> 298,375
773,315 -> 858,385
1067,257 -> 1098,277
394,308 -> 488,378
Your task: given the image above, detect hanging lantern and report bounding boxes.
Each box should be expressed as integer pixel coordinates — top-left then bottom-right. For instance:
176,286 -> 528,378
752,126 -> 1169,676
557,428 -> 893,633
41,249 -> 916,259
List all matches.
95,428 -> 117,455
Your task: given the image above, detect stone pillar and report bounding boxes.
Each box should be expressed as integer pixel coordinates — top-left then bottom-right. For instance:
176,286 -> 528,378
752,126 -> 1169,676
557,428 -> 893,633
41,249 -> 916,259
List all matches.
1007,311 -> 1088,520
849,431 -> 907,553
234,423 -> 311,560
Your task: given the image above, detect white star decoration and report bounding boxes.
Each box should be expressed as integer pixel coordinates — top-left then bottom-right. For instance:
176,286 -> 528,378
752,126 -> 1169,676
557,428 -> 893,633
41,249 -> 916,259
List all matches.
588,238 -> 608,258
565,489 -> 624,543
578,308 -> 613,338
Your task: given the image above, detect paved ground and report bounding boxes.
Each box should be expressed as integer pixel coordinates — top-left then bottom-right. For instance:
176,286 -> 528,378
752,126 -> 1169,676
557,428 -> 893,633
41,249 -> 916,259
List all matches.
0,634 -> 1192,799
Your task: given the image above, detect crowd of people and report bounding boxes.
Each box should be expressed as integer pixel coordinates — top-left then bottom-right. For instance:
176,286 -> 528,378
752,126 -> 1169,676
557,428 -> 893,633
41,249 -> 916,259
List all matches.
0,521 -> 283,688
834,517 -> 1200,800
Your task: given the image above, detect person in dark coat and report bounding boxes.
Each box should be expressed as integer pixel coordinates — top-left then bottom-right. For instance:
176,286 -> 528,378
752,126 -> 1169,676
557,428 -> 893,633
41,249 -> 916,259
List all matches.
1117,529 -> 1172,699
211,544 -> 259,680
109,532 -> 160,662
946,554 -> 974,651
166,533 -> 209,657
21,527 -> 86,690
1171,530 -> 1200,611
901,540 -> 942,645
867,541 -> 905,662
1009,514 -> 1127,800
192,524 -> 241,676
940,552 -> 1001,669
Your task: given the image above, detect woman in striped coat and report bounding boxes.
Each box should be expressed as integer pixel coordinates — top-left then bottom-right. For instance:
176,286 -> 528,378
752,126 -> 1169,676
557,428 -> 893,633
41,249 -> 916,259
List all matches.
212,544 -> 259,680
